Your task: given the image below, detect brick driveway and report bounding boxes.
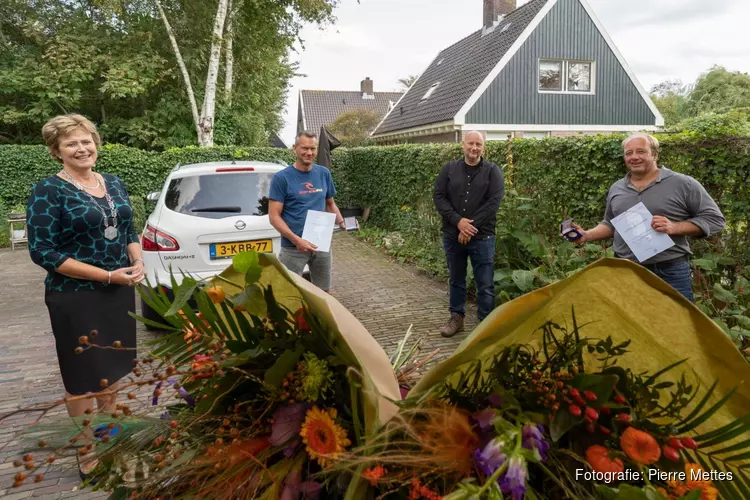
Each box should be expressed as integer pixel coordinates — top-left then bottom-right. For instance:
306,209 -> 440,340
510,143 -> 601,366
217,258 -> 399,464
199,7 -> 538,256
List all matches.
0,233 -> 474,498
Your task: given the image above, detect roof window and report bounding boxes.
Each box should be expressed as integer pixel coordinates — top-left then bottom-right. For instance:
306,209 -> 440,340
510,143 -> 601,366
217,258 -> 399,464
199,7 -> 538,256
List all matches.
421,82 -> 440,100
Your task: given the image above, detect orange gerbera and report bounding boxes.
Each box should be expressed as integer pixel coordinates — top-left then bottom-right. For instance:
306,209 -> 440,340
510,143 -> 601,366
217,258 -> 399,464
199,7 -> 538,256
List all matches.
300,406 -> 351,468
585,445 -> 624,478
362,465 -> 386,486
620,427 -> 661,465
685,463 -> 709,490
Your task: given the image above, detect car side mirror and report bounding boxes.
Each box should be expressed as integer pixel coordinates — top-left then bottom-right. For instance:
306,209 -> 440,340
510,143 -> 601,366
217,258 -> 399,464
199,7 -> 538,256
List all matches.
146,191 -> 160,202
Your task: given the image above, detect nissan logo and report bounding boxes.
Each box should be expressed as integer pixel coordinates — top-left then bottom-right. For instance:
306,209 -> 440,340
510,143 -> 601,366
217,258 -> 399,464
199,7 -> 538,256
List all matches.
235,220 -> 246,230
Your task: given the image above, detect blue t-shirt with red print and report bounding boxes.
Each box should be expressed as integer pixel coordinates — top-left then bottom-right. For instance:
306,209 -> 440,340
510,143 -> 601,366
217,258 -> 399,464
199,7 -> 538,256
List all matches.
269,164 -> 337,247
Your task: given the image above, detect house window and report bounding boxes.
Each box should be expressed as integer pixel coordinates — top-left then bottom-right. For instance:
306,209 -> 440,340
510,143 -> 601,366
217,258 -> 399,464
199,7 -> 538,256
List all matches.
568,62 -> 592,92
539,60 -> 563,91
421,82 -> 440,100
539,59 -> 594,93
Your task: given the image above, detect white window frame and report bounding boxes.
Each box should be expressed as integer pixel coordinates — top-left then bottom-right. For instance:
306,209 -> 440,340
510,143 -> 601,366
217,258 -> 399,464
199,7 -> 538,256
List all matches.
421,82 -> 440,101
538,59 -> 596,95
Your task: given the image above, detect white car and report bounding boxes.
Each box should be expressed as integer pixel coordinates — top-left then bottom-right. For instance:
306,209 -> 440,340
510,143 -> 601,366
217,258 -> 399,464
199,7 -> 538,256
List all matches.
140,160 -> 285,327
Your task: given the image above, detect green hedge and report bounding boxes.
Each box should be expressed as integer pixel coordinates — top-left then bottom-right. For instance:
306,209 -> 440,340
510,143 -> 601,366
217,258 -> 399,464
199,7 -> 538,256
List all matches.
330,134 -> 750,255
0,145 -> 295,233
0,144 -> 295,208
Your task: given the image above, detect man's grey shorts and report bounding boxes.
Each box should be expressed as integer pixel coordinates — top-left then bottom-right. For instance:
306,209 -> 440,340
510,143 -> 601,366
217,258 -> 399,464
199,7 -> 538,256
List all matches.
279,246 -> 332,291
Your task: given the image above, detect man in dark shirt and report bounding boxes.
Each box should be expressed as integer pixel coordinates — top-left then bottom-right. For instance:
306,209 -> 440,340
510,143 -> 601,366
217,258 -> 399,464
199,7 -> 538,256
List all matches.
433,131 -> 505,337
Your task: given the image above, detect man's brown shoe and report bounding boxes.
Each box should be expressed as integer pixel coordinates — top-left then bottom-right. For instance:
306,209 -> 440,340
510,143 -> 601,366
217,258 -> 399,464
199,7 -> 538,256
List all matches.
439,312 -> 464,338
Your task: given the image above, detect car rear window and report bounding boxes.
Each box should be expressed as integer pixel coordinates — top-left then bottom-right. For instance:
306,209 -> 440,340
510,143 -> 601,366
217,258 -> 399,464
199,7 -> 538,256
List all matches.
164,172 -> 274,219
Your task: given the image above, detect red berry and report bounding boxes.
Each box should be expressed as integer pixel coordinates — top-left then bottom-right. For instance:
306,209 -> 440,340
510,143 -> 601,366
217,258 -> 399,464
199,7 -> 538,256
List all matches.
584,390 -> 598,402
586,422 -> 596,434
585,407 -> 599,421
663,445 -> 680,462
616,413 -> 631,423
568,404 -> 582,418
599,425 -> 611,436
681,437 -> 698,450
667,437 -> 683,450
600,406 -> 611,416
569,388 -> 580,399
613,394 -> 627,404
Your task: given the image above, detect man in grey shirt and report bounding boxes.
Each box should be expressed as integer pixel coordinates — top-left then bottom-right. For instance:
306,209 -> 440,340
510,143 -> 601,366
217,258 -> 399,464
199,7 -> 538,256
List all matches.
568,133 -> 725,302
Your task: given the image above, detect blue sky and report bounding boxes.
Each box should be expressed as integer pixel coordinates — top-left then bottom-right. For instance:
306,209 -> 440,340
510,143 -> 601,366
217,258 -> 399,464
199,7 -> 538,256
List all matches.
279,0 -> 750,144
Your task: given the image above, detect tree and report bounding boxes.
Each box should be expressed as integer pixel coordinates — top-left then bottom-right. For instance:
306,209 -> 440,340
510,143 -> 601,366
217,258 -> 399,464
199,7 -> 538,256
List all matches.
398,75 -> 418,90
0,0 -> 341,148
688,66 -> 750,115
649,80 -> 692,127
328,109 -> 382,146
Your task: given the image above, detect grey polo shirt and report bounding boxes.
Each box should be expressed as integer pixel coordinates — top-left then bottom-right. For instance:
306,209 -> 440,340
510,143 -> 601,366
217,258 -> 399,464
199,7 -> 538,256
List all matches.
601,167 -> 725,265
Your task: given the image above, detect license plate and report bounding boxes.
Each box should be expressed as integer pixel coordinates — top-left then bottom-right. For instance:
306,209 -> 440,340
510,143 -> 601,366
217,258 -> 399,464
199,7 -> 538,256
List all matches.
210,239 -> 273,259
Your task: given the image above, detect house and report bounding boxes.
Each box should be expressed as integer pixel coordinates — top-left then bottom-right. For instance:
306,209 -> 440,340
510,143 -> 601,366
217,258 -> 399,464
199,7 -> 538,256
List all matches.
297,78 -> 403,136
268,131 -> 288,149
371,0 -> 663,144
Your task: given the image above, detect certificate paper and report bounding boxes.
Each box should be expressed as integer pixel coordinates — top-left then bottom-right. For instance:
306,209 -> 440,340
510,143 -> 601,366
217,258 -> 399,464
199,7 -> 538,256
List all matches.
610,202 -> 675,263
301,210 -> 336,253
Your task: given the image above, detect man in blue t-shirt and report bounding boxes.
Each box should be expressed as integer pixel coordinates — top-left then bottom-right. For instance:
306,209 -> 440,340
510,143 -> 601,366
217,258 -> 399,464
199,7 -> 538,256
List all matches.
269,130 -> 345,292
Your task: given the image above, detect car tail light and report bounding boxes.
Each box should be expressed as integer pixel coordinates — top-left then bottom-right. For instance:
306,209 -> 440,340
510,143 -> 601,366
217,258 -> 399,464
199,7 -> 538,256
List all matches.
142,224 -> 180,252
215,167 -> 254,172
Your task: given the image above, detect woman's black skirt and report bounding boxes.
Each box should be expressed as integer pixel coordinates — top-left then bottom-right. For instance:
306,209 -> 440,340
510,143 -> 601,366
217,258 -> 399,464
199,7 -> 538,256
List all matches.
45,285 -> 137,395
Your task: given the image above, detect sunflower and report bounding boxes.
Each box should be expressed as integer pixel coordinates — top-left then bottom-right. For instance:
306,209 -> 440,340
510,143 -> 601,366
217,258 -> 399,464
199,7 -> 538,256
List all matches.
300,406 -> 351,467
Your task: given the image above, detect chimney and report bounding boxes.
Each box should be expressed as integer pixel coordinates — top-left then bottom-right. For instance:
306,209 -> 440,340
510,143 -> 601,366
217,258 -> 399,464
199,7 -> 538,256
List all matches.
361,77 -> 374,96
483,0 -> 515,28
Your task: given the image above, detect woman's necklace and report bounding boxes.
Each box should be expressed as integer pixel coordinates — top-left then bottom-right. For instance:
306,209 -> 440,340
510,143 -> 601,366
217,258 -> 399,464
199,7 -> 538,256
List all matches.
60,170 -> 101,190
60,170 -> 119,241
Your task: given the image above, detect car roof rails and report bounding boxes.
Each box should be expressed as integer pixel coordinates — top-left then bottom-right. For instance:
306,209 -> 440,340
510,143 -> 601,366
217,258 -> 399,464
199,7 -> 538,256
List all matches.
171,162 -> 182,172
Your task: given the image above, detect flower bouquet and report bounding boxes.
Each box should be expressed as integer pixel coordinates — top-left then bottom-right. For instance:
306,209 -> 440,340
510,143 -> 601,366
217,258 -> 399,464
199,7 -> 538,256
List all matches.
335,258 -> 750,499
8,250 -> 400,499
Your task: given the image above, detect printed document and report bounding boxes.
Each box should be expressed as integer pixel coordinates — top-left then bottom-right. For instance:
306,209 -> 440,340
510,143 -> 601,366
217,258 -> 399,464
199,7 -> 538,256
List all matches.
301,210 -> 336,253
610,202 -> 675,262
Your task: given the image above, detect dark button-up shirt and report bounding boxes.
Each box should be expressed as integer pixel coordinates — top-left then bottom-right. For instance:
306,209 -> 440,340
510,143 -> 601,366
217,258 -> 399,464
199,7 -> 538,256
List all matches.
433,157 -> 505,239
601,166 -> 725,264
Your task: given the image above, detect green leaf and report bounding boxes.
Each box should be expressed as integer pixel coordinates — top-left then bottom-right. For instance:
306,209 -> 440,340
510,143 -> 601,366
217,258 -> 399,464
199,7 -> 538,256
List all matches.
677,385 -> 739,434
232,250 -> 263,284
264,346 -> 304,388
550,404 -> 583,442
713,283 -> 737,304
512,269 -> 537,292
692,258 -> 718,270
232,285 -> 267,317
164,277 -> 202,317
570,373 -> 619,406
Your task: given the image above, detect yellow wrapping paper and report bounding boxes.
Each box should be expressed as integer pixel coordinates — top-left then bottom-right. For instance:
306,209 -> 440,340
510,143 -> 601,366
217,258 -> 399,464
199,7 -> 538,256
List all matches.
210,253 -> 401,432
411,258 -> 750,437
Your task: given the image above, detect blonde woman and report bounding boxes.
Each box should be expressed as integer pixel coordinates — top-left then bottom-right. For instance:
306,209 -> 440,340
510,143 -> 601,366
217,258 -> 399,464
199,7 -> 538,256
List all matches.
26,114 -> 143,479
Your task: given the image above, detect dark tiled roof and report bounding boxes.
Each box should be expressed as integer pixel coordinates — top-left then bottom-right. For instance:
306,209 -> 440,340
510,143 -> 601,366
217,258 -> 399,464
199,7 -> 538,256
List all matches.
268,132 -> 287,148
299,90 -> 404,135
374,0 -> 549,135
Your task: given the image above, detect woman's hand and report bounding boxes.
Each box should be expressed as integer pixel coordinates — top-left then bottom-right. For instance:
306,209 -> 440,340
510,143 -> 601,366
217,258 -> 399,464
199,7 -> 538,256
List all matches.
109,266 -> 138,286
129,261 -> 145,285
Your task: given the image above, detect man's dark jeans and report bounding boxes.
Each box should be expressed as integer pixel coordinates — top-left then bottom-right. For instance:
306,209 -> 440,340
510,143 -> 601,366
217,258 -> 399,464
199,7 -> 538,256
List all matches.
643,258 -> 694,302
443,233 -> 496,321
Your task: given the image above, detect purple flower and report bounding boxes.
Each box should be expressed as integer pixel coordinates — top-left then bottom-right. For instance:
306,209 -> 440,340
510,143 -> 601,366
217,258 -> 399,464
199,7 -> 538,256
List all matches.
281,470 -> 321,500
152,378 -> 195,407
283,439 -> 301,458
270,403 -> 308,446
472,408 -> 497,433
522,423 -> 550,462
473,439 -> 507,477
487,393 -> 504,408
499,456 -> 527,500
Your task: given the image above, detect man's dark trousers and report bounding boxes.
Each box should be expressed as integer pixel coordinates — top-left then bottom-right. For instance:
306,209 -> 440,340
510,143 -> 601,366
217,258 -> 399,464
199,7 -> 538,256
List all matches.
643,258 -> 694,302
443,233 -> 496,321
